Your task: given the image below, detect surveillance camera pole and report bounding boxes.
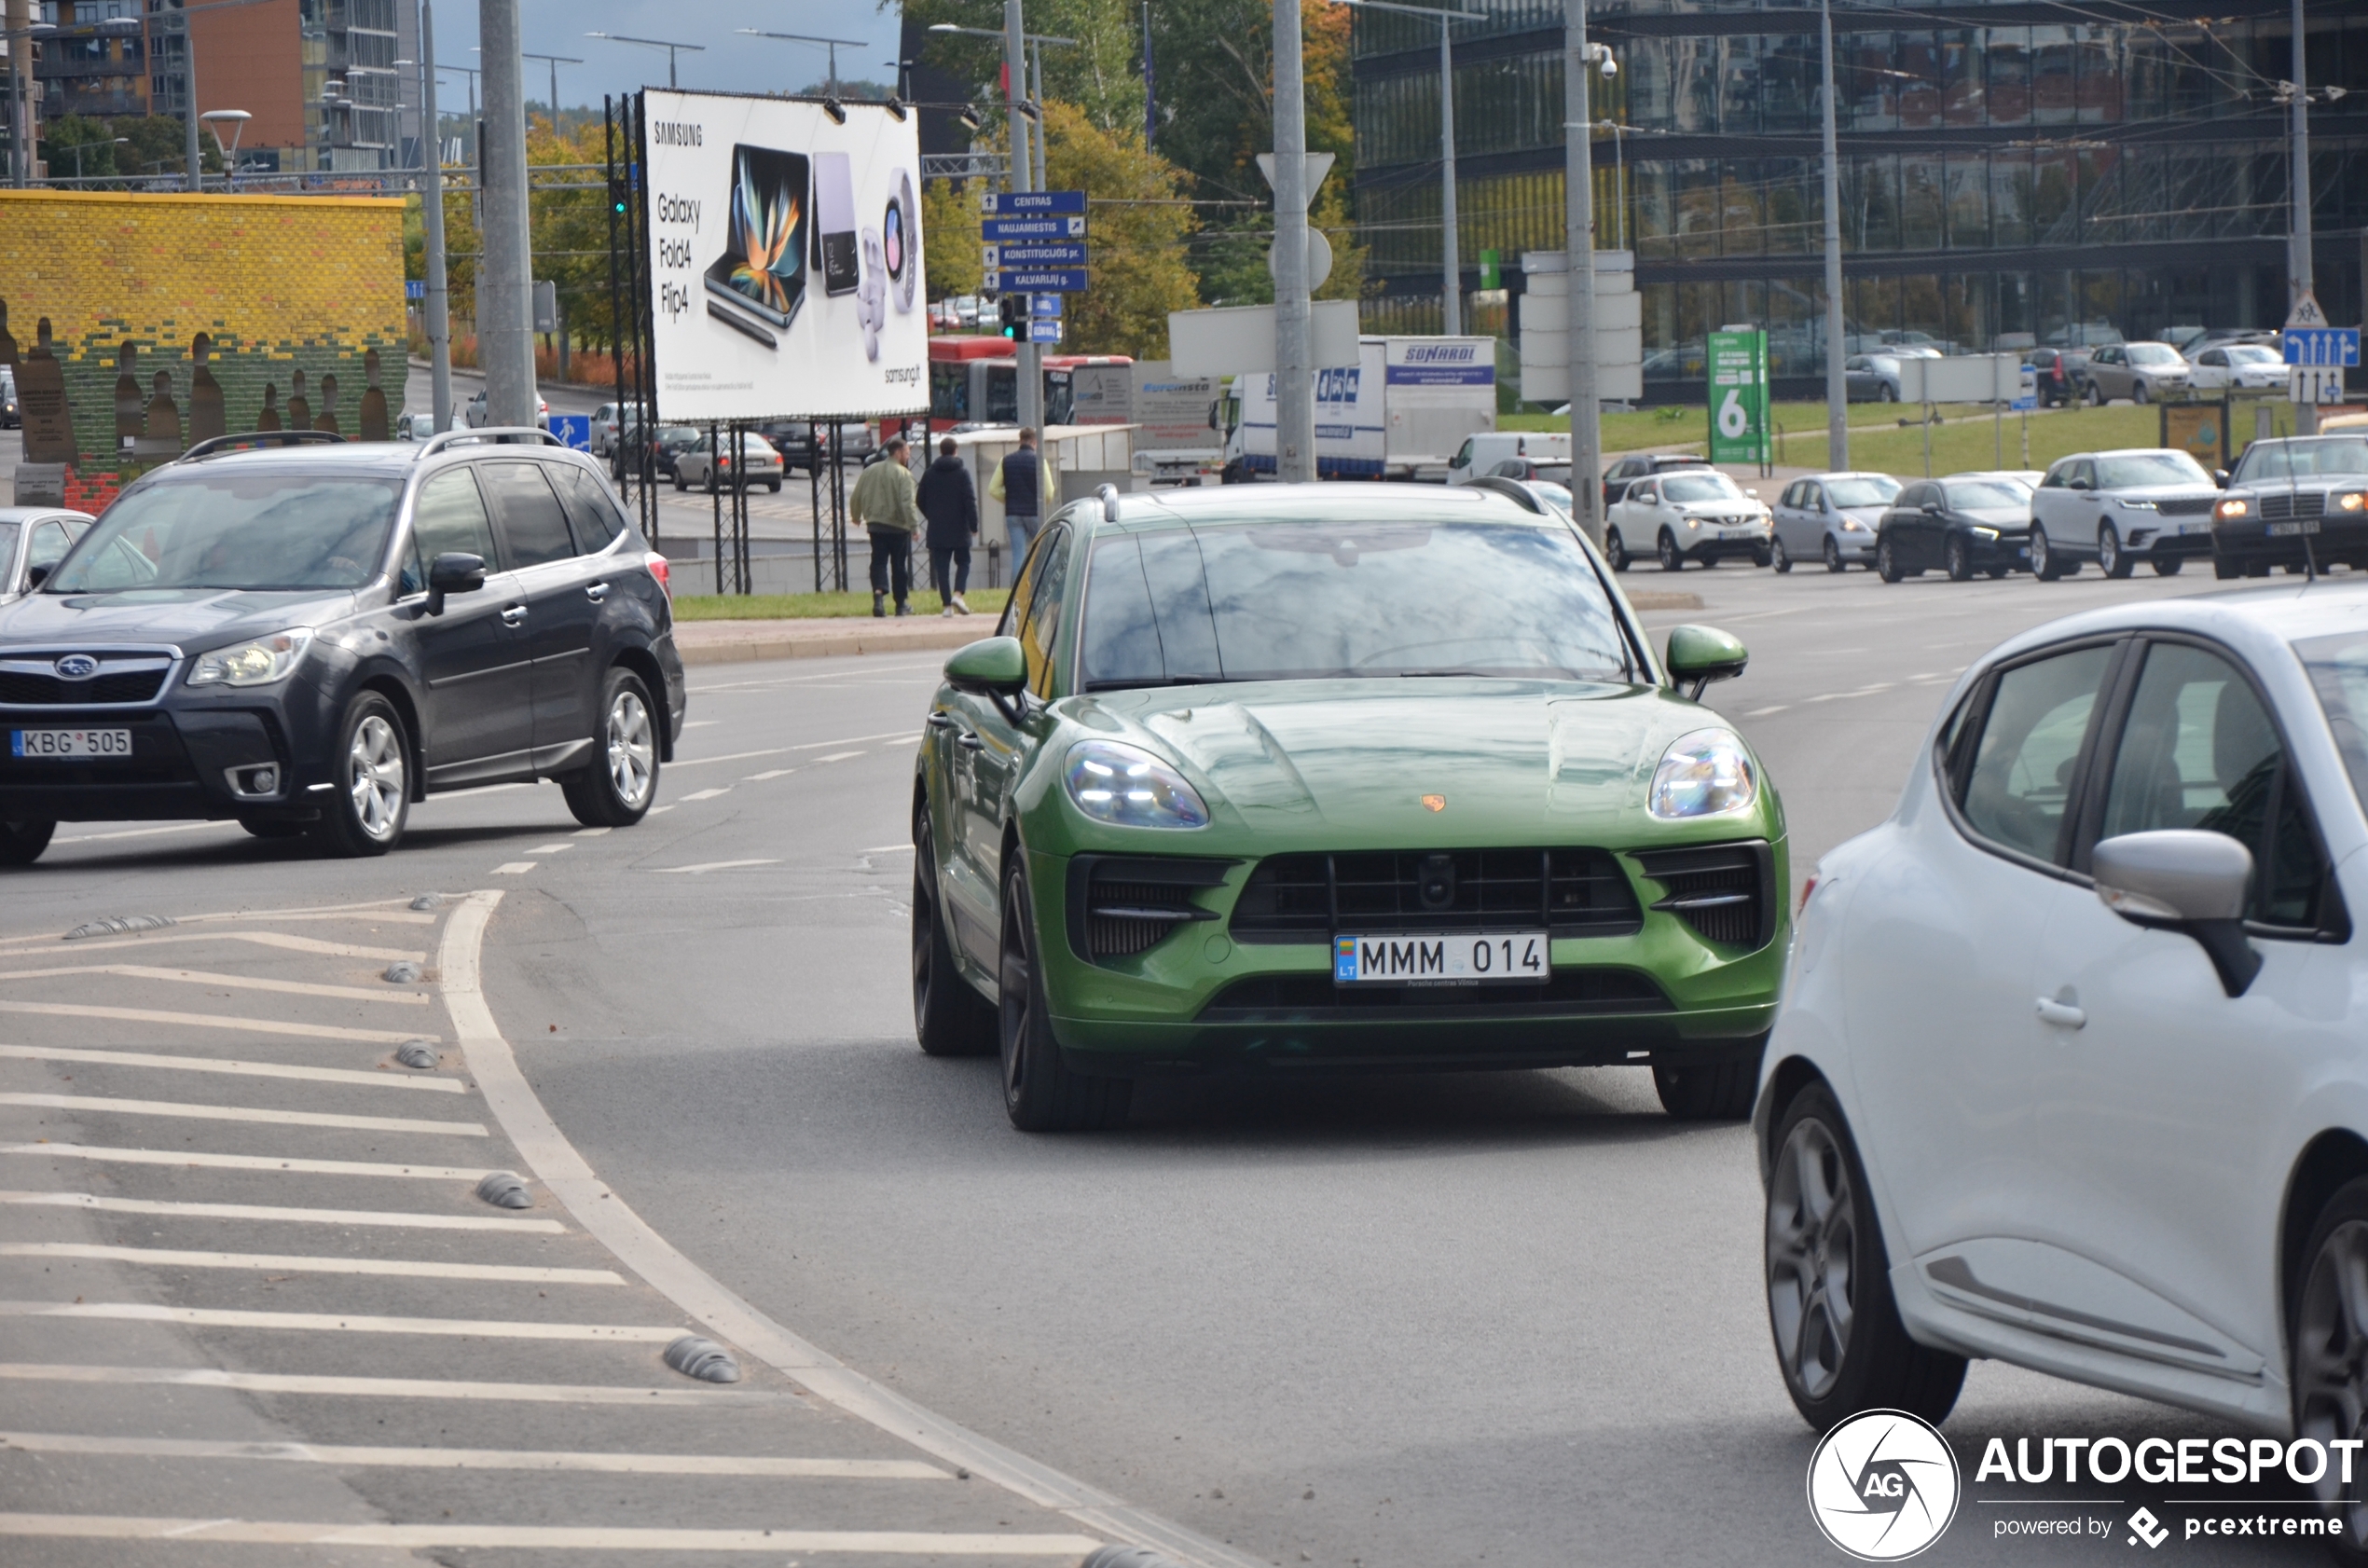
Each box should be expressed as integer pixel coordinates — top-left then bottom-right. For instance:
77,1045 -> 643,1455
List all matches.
1563,0 -> 1601,543
1820,0 -> 1848,467
419,0 -> 453,433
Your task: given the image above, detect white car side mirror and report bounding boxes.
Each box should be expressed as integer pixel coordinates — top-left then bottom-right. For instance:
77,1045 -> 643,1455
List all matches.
2092,830 -> 2260,997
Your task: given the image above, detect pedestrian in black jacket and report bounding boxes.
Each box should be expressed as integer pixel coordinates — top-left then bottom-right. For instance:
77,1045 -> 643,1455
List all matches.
916,435 -> 980,615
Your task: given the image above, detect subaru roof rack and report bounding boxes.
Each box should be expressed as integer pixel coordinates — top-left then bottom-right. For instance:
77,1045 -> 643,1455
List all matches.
417,426 -> 564,459
179,430 -> 347,463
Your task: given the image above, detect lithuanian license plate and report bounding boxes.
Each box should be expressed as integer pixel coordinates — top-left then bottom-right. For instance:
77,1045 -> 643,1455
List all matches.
11,728 -> 131,759
2178,520 -> 2212,534
2269,518 -> 2322,536
1333,931 -> 1549,986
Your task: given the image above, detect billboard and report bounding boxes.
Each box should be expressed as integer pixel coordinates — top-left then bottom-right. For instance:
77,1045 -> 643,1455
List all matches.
1706,328 -> 1769,465
0,189 -> 406,511
641,89 -> 926,423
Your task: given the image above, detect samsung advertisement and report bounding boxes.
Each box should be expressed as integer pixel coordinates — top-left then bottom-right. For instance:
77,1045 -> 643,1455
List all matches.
641,89 -> 926,423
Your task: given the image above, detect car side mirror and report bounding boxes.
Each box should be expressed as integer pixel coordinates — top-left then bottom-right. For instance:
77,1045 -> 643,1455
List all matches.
1745,488 -> 1760,499
944,636 -> 1029,717
1664,625 -> 1748,702
424,551 -> 486,616
2091,830 -> 2261,997
2214,469 -> 2230,488
2068,478 -> 2091,491
1921,502 -> 1941,515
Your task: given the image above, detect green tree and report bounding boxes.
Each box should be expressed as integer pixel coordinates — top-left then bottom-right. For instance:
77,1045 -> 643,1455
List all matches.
923,174 -> 984,299
1040,101 -> 1199,359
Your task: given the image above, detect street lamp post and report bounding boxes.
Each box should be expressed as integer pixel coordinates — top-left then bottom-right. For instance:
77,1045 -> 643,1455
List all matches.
1563,19 -> 1616,543
1326,0 -> 1481,336
522,49 -> 580,127
404,2 -> 451,430
198,107 -> 245,186
736,29 -> 868,96
1820,0 -> 1847,468
585,33 -> 703,92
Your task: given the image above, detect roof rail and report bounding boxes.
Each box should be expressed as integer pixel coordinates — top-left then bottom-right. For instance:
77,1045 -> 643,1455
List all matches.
417,426 -> 564,460
179,430 -> 347,463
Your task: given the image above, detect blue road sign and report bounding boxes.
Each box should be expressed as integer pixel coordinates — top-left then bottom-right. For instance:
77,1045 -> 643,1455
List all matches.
2284,327 -> 2361,367
983,215 -> 1086,241
405,280 -> 427,300
996,268 -> 1089,293
2011,364 -> 2037,413
547,413 -> 592,450
982,189 -> 1087,214
1030,294 -> 1064,318
988,242 -> 1088,266
1027,319 -> 1064,345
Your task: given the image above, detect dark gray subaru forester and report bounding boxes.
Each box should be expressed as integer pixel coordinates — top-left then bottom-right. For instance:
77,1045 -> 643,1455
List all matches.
0,429 -> 685,863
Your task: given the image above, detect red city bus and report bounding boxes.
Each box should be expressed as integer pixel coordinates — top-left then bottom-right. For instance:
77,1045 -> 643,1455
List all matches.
927,337 -> 1134,432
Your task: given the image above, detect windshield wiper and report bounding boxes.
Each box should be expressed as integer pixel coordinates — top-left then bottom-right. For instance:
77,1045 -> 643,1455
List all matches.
1081,675 -> 1234,692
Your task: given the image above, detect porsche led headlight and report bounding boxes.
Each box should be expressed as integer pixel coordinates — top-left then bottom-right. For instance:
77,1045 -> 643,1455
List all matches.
1649,727 -> 1758,819
1064,739 -> 1210,830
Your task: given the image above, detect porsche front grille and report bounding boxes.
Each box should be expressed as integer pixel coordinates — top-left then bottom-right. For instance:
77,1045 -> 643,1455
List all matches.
1227,848 -> 1643,943
1630,842 -> 1774,949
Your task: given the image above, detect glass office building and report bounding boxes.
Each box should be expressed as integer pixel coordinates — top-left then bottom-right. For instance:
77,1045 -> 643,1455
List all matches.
1350,0 -> 2365,400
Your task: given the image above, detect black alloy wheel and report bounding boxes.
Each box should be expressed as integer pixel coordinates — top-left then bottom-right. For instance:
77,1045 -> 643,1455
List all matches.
1770,536 -> 1792,573
998,862 -> 1132,1133
1823,536 -> 1846,573
0,818 -> 54,867
1751,544 -> 1773,569
1876,535 -> 1905,583
1945,534 -> 1973,582
310,692 -> 409,858
1658,530 -> 1685,572
2099,521 -> 2134,579
1766,1081 -> 1968,1429
912,809 -> 997,1057
2290,1177 -> 2368,1563
2152,555 -> 2184,576
562,667 -> 660,828
2214,554 -> 2245,580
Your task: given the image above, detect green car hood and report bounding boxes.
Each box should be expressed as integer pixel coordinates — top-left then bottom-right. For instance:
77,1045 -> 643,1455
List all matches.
1066,679 -> 1764,845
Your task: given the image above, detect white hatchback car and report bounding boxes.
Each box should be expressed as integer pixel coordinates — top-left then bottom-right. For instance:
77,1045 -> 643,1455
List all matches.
1758,586 -> 2368,1534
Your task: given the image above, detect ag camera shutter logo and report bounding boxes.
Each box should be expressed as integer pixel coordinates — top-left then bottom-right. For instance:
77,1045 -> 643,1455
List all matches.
1806,1409 -> 1961,1561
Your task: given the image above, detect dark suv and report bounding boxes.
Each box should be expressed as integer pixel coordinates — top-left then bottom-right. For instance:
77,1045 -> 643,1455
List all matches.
0,429 -> 684,864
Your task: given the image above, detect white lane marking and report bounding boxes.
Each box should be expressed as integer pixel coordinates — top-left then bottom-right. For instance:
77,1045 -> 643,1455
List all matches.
0,1302 -> 665,1339
525,843 -> 574,854
0,899 -> 441,945
0,1432 -> 950,1479
0,1144 -> 493,1180
675,789 -> 730,803
812,750 -> 864,763
0,1515 -> 1103,1553
572,826 -> 613,837
682,720 -> 719,728
667,729 -> 915,771
0,965 -> 428,1004
649,860 -> 778,875
743,768 -> 795,781
0,1044 -> 464,1093
491,861 -> 537,874
0,1364 -> 780,1405
0,1000 -> 427,1045
1744,705 -> 1789,717
644,805 -> 676,815
0,1242 -> 622,1286
439,889 -> 1260,1568
0,1094 -> 486,1137
0,1193 -> 560,1232
51,821 -> 242,846
0,930 -> 426,963
860,844 -> 913,854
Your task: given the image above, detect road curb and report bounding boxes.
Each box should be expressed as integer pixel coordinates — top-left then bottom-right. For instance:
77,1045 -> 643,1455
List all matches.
1622,591 -> 1705,612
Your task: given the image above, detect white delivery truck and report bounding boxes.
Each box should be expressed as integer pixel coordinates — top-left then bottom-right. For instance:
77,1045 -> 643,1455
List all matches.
1221,336 -> 1496,482
1128,361 -> 1228,485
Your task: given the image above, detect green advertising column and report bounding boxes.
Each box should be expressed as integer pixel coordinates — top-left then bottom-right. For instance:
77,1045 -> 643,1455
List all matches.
1707,328 -> 1770,468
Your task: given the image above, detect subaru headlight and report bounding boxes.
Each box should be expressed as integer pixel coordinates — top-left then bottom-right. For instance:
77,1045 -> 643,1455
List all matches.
187,628 -> 312,688
1064,739 -> 1210,830
1648,727 -> 1758,819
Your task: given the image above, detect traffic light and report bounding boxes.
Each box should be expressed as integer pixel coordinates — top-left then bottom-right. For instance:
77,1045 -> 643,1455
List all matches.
998,296 -> 1024,340
609,179 -> 628,218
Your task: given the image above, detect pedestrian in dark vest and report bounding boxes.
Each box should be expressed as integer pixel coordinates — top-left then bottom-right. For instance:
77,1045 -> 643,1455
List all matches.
916,435 -> 980,616
990,427 -> 1044,564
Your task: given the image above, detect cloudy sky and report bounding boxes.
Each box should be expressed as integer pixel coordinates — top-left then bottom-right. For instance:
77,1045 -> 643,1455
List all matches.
433,0 -> 907,107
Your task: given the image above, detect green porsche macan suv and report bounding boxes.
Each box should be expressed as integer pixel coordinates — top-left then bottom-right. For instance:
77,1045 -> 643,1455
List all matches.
909,482 -> 1787,1131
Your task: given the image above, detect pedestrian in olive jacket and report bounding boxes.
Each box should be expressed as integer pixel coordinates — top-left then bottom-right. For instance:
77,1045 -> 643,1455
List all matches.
916,436 -> 980,616
848,434 -> 922,616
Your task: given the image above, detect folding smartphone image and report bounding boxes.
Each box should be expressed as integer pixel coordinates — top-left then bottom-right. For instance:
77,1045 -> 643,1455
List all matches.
704,144 -> 808,345
812,150 -> 860,297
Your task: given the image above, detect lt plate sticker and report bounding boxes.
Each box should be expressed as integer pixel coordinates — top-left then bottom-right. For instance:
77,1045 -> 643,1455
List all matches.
1335,932 -> 1549,985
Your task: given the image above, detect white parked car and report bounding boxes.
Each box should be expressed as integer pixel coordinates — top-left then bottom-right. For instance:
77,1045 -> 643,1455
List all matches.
2028,447 -> 2222,580
1758,586 -> 2368,1526
464,390 -> 551,430
1769,471 -> 1902,573
2189,342 -> 2289,393
1606,468 -> 1771,571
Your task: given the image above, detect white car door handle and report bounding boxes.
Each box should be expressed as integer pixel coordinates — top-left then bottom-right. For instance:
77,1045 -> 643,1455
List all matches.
500,603 -> 529,626
585,581 -> 610,603
2034,997 -> 2086,1029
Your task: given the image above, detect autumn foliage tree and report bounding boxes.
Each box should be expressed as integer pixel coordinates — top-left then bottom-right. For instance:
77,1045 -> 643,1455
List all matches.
1039,102 -> 1202,360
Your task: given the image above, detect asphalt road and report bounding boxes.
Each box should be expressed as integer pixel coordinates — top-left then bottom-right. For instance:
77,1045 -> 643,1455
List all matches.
2,557 -> 2346,1566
